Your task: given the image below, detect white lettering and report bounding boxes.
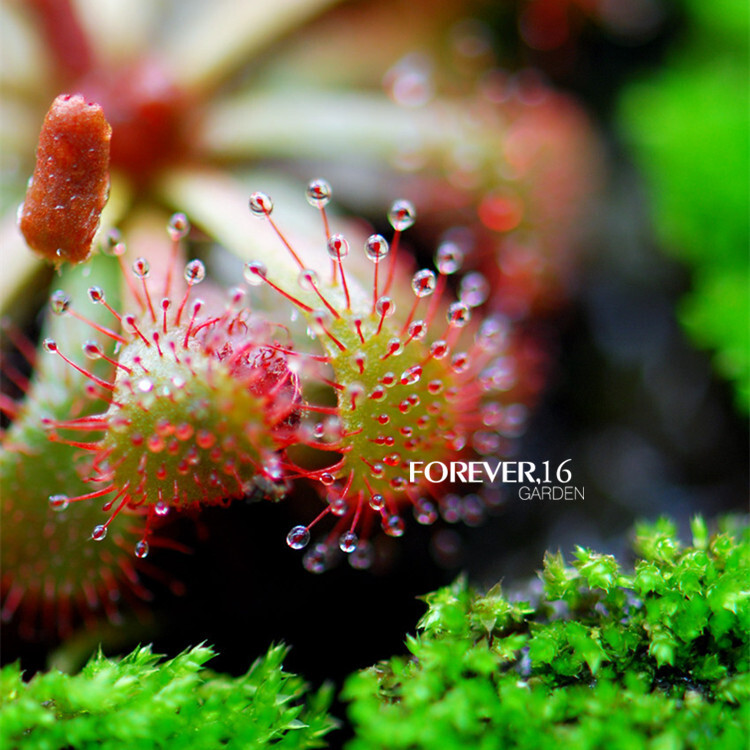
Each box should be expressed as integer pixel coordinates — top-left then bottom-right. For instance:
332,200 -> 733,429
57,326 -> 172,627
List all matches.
484,461 -> 502,482
408,462 -> 424,483
424,461 -> 448,483
451,462 -> 468,482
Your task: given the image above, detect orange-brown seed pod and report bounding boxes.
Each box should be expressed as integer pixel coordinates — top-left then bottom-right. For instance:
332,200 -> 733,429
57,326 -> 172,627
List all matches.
19,94 -> 111,265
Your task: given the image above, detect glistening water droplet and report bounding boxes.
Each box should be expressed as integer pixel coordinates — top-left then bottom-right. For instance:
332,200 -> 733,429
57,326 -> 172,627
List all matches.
92,524 -> 108,541
287,525 -> 311,549
243,261 -> 267,286
249,191 -> 273,217
339,531 -> 359,553
388,199 -> 416,231
167,212 -> 190,241
49,290 -> 70,315
411,269 -> 437,297
365,234 -> 389,262
184,260 -> 206,285
306,178 -> 332,207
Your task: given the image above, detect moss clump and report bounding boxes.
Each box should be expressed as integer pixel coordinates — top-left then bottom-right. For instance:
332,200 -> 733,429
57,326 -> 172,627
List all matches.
343,517 -> 750,749
0,643 -> 335,750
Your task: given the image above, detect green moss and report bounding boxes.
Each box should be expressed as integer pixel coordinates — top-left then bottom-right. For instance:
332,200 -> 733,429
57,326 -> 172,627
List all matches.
343,517 -> 750,749
0,643 -> 336,750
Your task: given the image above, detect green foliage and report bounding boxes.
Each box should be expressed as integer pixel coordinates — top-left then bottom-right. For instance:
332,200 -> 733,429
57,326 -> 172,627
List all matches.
0,643 -> 336,750
619,0 -> 750,410
343,517 -> 750,749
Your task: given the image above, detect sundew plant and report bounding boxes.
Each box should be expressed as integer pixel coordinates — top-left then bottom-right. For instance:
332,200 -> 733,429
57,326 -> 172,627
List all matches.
1,0 -> 747,748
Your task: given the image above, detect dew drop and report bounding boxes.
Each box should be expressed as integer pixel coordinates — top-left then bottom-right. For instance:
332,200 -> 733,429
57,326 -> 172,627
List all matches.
147,434 -> 165,453
407,320 -> 427,340
132,258 -> 150,279
328,496 -> 347,516
320,472 -> 335,486
306,178 -> 332,207
427,379 -> 443,394
365,234 -> 389,262
134,540 -> 150,558
353,351 -> 367,372
136,378 -> 154,393
451,352 -> 470,373
411,269 -> 436,297
375,296 -> 395,318
440,494 -> 462,523
369,494 -> 385,511
155,501 -> 170,516
385,338 -> 403,357
167,212 -> 190,241
446,302 -> 471,327
382,514 -> 405,537
104,228 -> 122,254
42,338 -> 57,352
414,498 -> 438,525
311,309 -> 332,336
249,191 -> 273,217
49,290 -> 70,315
184,259 -> 206,285
349,540 -> 374,569
88,286 -> 105,303
477,316 -> 509,350
82,340 -> 102,359
461,494 -> 485,526
460,272 -> 489,307
92,524 -> 108,541
384,53 -> 434,108
49,494 -> 69,511
196,429 -> 216,449
388,199 -> 416,231
110,241 -> 127,257
430,340 -> 449,359
298,269 -> 319,291
400,364 -> 422,385
243,261 -> 267,286
339,531 -> 359,553
286,525 -> 310,550
499,403 -> 528,437
327,233 -> 349,260
472,430 -> 501,455
435,241 -> 464,275
303,543 -> 329,573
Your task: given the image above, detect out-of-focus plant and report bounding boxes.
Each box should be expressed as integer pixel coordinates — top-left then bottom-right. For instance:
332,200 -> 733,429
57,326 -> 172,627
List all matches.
619,0 -> 749,411
0,642 -> 336,749
343,516 -> 750,749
